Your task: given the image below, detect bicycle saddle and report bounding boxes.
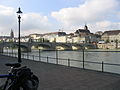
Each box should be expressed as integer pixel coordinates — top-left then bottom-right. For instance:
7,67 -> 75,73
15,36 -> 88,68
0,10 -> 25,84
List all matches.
5,63 -> 21,68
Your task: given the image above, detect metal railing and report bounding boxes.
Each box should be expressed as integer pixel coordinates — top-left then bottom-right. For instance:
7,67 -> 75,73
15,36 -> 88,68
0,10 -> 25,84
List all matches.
1,49 -> 120,74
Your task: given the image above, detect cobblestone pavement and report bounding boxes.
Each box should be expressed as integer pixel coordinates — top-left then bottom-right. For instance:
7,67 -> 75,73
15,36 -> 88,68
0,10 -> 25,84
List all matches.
0,55 -> 120,90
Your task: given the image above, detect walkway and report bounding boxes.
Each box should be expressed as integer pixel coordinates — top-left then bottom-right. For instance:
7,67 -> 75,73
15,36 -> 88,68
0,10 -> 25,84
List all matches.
0,55 -> 120,90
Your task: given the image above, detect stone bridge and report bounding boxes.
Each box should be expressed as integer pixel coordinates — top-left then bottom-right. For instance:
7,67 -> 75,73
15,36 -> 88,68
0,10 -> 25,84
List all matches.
0,42 -> 97,52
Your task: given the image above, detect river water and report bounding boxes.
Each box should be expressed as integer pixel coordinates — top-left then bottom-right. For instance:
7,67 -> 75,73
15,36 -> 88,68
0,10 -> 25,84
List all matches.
4,49 -> 120,74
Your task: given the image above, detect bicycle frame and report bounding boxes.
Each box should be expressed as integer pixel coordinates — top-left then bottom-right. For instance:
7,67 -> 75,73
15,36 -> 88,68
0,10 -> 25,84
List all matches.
0,75 -> 14,78
0,63 -> 21,90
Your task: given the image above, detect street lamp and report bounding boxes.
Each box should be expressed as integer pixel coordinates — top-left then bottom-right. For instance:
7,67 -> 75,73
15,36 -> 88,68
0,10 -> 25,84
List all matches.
16,7 -> 23,63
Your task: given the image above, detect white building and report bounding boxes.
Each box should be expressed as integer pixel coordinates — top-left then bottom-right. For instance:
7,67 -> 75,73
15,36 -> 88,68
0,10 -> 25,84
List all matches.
73,25 -> 97,43
102,30 -> 120,43
56,36 -> 67,43
43,32 -> 66,42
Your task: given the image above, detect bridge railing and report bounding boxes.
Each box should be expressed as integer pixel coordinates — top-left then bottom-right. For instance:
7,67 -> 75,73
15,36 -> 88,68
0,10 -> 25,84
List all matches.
1,50 -> 120,74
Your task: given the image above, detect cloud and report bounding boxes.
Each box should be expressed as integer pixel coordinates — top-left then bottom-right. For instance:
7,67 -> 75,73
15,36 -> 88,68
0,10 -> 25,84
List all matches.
89,21 -> 120,33
117,12 -> 120,19
51,0 -> 119,32
0,5 -> 16,35
21,13 -> 52,35
0,5 -> 52,36
0,0 -> 120,36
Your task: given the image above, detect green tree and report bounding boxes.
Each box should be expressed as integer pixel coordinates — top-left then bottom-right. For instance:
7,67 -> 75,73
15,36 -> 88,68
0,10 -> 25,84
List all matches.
114,39 -> 118,49
9,39 -> 13,42
105,39 -> 109,43
38,38 -> 43,42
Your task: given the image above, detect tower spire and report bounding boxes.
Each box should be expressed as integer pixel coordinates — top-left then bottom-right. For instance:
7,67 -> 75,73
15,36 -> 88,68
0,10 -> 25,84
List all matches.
10,29 -> 14,38
84,23 -> 88,30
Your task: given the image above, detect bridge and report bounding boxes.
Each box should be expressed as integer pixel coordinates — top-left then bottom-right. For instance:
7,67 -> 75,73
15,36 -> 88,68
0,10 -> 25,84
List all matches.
0,42 -> 97,52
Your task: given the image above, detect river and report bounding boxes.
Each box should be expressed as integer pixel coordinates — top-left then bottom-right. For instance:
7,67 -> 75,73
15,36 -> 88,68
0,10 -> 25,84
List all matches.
4,49 -> 120,74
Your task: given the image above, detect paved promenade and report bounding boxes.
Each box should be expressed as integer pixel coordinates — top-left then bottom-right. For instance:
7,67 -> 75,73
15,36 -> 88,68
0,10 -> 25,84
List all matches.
0,55 -> 120,90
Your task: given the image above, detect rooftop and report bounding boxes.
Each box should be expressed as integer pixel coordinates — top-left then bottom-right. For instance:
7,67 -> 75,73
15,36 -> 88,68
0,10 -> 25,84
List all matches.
103,30 -> 120,35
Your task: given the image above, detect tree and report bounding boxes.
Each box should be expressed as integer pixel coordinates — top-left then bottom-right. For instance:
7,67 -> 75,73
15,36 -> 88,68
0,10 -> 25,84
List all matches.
105,39 -> 109,43
38,38 -> 43,42
114,39 -> 118,49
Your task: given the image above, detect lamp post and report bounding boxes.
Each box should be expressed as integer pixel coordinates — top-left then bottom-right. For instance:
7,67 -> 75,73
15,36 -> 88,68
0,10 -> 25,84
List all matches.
16,7 -> 23,63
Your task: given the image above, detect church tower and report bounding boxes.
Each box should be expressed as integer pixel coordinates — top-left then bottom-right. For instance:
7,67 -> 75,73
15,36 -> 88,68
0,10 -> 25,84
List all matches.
84,24 -> 88,30
10,29 -> 14,38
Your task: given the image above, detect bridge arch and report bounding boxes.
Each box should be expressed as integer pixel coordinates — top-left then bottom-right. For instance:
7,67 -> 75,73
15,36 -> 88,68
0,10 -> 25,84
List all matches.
55,43 -> 72,50
72,44 -> 83,50
13,44 -> 31,52
84,44 -> 95,49
32,43 -> 53,50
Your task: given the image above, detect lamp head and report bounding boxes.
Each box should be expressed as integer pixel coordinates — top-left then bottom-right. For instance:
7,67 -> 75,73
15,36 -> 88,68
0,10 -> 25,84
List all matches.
16,7 -> 23,16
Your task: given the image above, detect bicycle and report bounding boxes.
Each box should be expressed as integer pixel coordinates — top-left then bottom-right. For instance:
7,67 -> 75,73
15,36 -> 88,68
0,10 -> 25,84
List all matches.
0,63 -> 39,90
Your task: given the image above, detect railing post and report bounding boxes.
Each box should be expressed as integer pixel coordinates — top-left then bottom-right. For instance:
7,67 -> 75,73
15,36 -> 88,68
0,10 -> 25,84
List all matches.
56,49 -> 58,64
68,58 -> 70,67
8,48 -> 10,56
102,61 -> 104,72
12,48 -> 13,57
15,53 -> 16,57
83,48 -> 85,69
47,56 -> 49,63
7,48 -> 8,56
33,55 -> 34,61
22,54 -> 24,59
23,54 -> 24,59
39,49 -> 41,61
27,52 -> 29,59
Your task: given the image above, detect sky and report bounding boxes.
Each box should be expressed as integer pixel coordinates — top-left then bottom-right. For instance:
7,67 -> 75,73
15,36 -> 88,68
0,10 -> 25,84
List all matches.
0,0 -> 120,36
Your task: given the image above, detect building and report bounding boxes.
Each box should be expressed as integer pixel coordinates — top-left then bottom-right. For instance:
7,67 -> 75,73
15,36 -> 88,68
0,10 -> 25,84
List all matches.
100,30 -> 120,49
0,36 -> 11,42
95,31 -> 103,36
20,36 -> 30,42
74,25 -> 90,36
29,33 -> 43,42
66,33 -> 74,43
56,36 -> 67,43
0,30 -> 15,42
29,33 -> 43,39
73,25 -> 97,43
43,32 -> 66,42
10,29 -> 14,38
102,30 -> 120,43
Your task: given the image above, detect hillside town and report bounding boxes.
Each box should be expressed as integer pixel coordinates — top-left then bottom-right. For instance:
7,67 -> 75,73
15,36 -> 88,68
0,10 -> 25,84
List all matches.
0,25 -> 120,49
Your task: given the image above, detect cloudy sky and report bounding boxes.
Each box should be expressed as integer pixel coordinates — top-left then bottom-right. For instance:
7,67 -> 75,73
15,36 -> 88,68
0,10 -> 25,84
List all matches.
0,0 -> 120,36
